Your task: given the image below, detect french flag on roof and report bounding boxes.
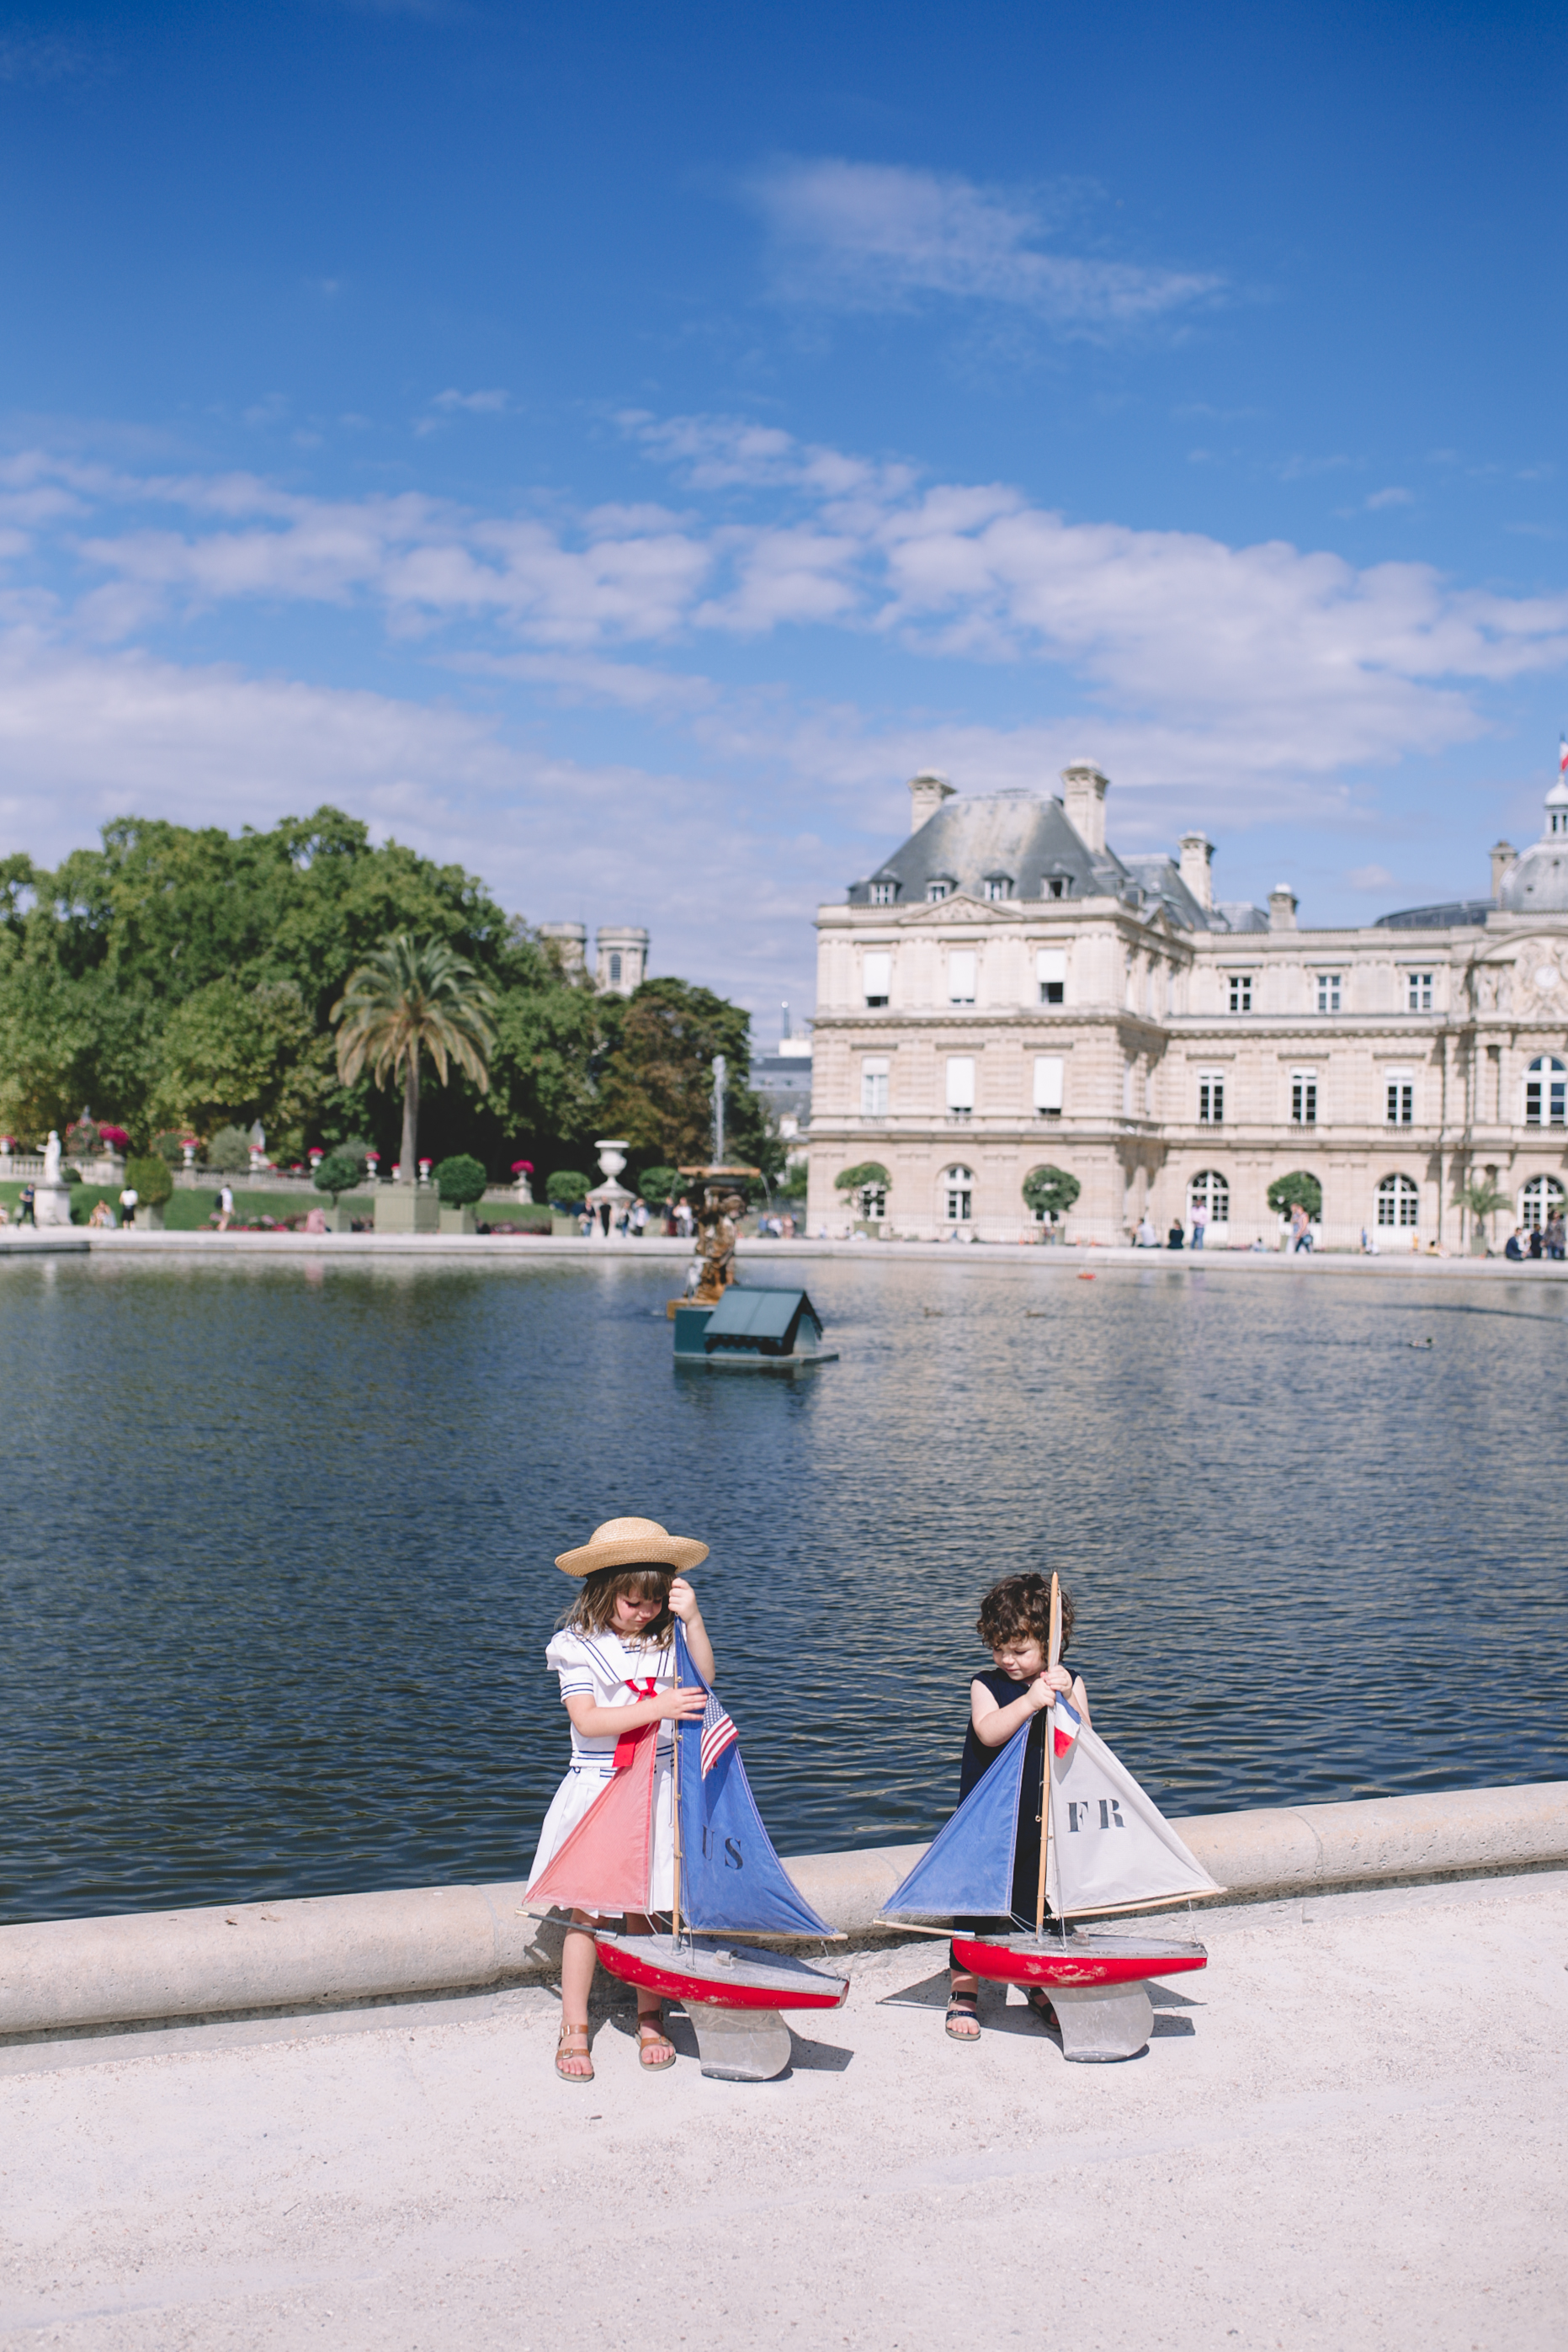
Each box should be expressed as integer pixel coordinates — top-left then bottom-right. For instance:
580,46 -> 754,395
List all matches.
1053,1694 -> 1082,1759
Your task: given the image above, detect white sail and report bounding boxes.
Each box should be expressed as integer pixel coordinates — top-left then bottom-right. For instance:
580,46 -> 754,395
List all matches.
1044,1716 -> 1223,1918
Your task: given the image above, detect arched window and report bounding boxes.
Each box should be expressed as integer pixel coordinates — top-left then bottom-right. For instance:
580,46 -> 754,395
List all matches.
1520,1174 -> 1565,1232
1377,1173 -> 1420,1228
1524,1056 -> 1566,1125
941,1165 -> 974,1221
609,951 -> 622,986
1188,1169 -> 1230,1224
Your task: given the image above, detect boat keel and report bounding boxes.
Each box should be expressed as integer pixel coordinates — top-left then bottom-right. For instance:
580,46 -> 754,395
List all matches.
1047,1979 -> 1154,2062
686,2002 -> 794,2082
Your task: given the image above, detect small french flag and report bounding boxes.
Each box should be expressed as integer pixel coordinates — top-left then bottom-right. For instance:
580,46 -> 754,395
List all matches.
1052,1695 -> 1082,1759
1560,736 -> 1568,780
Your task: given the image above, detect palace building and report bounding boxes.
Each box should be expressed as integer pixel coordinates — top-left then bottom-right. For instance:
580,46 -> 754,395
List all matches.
805,762 -> 1568,1248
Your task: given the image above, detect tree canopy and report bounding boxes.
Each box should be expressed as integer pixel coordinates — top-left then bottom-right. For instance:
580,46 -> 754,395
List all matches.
0,809 -> 762,1179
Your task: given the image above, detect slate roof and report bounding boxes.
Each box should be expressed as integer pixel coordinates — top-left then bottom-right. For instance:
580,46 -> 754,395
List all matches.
1374,900 -> 1495,931
848,790 -> 1262,932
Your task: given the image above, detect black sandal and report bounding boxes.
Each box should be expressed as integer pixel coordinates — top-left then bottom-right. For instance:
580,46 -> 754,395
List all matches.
1023,1986 -> 1060,2031
944,1994 -> 981,2041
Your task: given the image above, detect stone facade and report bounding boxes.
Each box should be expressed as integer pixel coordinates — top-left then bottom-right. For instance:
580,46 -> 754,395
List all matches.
806,764 -> 1568,1249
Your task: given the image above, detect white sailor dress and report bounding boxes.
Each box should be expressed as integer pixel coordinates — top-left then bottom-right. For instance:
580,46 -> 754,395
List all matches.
527,1627 -> 678,1912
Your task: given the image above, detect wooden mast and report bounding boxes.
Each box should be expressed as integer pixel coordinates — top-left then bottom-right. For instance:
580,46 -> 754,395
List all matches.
1034,1572 -> 1063,1940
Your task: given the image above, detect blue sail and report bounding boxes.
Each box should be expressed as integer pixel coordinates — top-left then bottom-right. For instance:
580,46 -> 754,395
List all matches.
880,1725 -> 1029,1918
673,1624 -> 834,1937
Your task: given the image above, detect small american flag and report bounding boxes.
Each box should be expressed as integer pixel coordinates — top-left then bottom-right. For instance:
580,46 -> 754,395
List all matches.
699,1688 -> 738,1778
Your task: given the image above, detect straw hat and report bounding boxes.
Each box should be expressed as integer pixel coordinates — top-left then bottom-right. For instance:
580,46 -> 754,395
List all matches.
554,1514 -> 710,1579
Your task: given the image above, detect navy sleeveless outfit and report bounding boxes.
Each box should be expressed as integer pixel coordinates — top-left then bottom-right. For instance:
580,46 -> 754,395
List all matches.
949,1664 -> 1073,1964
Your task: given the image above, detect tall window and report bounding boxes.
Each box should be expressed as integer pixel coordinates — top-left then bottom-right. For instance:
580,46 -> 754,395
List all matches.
1033,1056 -> 1063,1116
609,952 -> 622,986
1189,1170 -> 1230,1225
1198,1075 -> 1224,1124
1228,973 -> 1252,1013
1406,971 -> 1433,1013
869,880 -> 897,905
1525,1056 -> 1567,1125
1377,1173 -> 1420,1228
982,875 -> 1013,902
926,878 -> 952,903
863,951 -> 890,1008
1291,1072 -> 1318,1125
945,1056 -> 975,1115
860,1058 -> 889,1115
1316,972 -> 1342,1014
948,950 -> 976,1005
1386,1075 -> 1414,1125
1520,1175 -> 1566,1232
1037,949 -> 1066,1005
943,1165 -> 974,1221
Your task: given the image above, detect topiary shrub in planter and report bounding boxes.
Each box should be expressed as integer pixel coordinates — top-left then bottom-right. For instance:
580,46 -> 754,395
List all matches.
637,1165 -> 678,1206
1267,1170 -> 1322,1221
125,1154 -> 173,1207
207,1125 -> 252,1173
836,1160 -> 891,1221
313,1150 -> 364,1206
1023,1165 -> 1081,1235
433,1154 -> 487,1208
545,1168 -> 593,1208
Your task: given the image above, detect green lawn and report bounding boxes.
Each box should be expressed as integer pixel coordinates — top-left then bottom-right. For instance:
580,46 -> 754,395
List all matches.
0,1181 -> 556,1232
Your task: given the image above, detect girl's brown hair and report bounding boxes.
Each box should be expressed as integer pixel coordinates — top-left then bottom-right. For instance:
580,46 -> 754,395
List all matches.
560,1565 -> 675,1644
976,1572 -> 1074,1658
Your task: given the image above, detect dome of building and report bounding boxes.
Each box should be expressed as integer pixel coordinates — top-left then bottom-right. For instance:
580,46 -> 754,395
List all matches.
1497,773 -> 1568,913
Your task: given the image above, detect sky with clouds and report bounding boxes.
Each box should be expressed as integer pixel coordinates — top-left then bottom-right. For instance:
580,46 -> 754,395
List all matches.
1,0 -> 1565,1030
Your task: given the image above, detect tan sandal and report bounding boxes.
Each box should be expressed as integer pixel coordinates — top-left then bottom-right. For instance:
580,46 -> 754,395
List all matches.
555,2025 -> 594,2083
637,2016 -> 677,2070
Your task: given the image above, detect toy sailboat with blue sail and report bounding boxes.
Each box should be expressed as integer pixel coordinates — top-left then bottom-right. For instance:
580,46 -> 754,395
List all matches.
881,1576 -> 1223,2061
526,1623 -> 848,2081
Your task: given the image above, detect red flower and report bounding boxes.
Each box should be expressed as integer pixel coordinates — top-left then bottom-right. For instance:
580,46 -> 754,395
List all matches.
511,1158 -> 535,1173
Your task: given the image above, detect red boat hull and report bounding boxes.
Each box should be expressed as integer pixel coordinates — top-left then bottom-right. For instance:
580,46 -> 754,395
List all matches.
953,1933 -> 1208,1989
597,1933 -> 848,2012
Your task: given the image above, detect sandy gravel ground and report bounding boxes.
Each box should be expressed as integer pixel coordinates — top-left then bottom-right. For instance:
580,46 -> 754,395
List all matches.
1,1871 -> 1564,2351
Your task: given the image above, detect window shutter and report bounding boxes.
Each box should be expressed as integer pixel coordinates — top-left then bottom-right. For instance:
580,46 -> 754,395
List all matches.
948,950 -> 976,1003
863,952 -> 890,1001
945,1056 -> 975,1110
1033,1056 -> 1064,1112
1036,950 -> 1066,986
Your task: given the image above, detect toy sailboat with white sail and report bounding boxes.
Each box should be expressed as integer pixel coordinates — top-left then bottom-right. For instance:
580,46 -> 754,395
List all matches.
880,1577 -> 1223,2060
526,1623 -> 848,2081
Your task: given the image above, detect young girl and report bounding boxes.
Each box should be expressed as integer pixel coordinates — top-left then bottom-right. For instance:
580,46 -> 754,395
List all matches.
945,1572 -> 1091,2043
529,1514 -> 715,2083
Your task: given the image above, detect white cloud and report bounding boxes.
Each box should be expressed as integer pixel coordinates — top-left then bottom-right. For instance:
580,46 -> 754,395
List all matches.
1347,863 -> 1396,891
1365,487 -> 1414,510
750,157 -> 1222,330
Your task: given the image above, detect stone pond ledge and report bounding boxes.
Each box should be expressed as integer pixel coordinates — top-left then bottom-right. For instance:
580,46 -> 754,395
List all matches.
2,1780 -> 1561,2044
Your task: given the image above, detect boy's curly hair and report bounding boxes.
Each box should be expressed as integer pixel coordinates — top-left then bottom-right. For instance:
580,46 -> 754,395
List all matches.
976,1572 -> 1074,1658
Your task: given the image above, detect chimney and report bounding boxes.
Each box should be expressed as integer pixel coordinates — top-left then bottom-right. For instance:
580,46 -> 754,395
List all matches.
907,769 -> 954,833
1178,830 -> 1215,912
1060,761 -> 1108,854
1490,839 -> 1517,897
1268,885 -> 1298,933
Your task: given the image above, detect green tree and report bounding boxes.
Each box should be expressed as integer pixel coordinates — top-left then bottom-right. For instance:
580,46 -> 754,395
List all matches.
545,1168 -> 593,1206
1454,1174 -> 1510,1248
1267,1170 -> 1322,1221
1023,1166 -> 1082,1224
124,1153 -> 173,1208
433,1153 -> 487,1208
636,1165 -> 679,1205
205,1125 -> 252,1172
148,978 -> 332,1158
597,977 -> 772,1172
313,1150 -> 364,1206
835,1161 -> 892,1193
332,935 -> 497,1179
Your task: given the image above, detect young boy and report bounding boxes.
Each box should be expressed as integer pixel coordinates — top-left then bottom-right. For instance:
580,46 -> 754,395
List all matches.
946,1572 -> 1091,2042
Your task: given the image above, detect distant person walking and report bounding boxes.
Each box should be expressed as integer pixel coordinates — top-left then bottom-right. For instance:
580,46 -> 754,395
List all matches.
1547,1211 -> 1565,1261
1190,1200 -> 1209,1250
1290,1203 -> 1313,1254
118,1184 -> 138,1228
17,1184 -> 35,1227
217,1184 -> 235,1231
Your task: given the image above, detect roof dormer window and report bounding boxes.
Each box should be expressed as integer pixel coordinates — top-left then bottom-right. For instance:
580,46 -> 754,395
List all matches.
869,879 -> 898,905
926,877 -> 954,903
982,875 -> 1013,902
1042,874 -> 1072,900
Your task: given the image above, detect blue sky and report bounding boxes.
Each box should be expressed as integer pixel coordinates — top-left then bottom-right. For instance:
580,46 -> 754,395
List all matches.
2,0 -> 1565,1030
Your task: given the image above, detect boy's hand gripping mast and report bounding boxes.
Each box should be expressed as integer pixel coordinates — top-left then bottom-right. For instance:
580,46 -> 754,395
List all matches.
1034,1573 -> 1063,1940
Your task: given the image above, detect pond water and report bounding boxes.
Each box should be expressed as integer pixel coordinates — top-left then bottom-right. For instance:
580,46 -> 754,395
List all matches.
3,1253 -> 1565,1924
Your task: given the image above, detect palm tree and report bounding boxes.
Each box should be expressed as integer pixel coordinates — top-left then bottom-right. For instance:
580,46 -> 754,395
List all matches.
332,935 -> 497,1179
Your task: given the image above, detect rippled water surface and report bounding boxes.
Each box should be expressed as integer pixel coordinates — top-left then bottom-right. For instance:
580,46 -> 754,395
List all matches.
3,1253 -> 1565,1921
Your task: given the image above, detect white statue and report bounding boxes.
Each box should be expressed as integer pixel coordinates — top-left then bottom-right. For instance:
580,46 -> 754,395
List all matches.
42,1130 -> 61,1184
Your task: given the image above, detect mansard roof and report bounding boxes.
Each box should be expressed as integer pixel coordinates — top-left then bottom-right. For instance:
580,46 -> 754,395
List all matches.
848,789 -> 1261,931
